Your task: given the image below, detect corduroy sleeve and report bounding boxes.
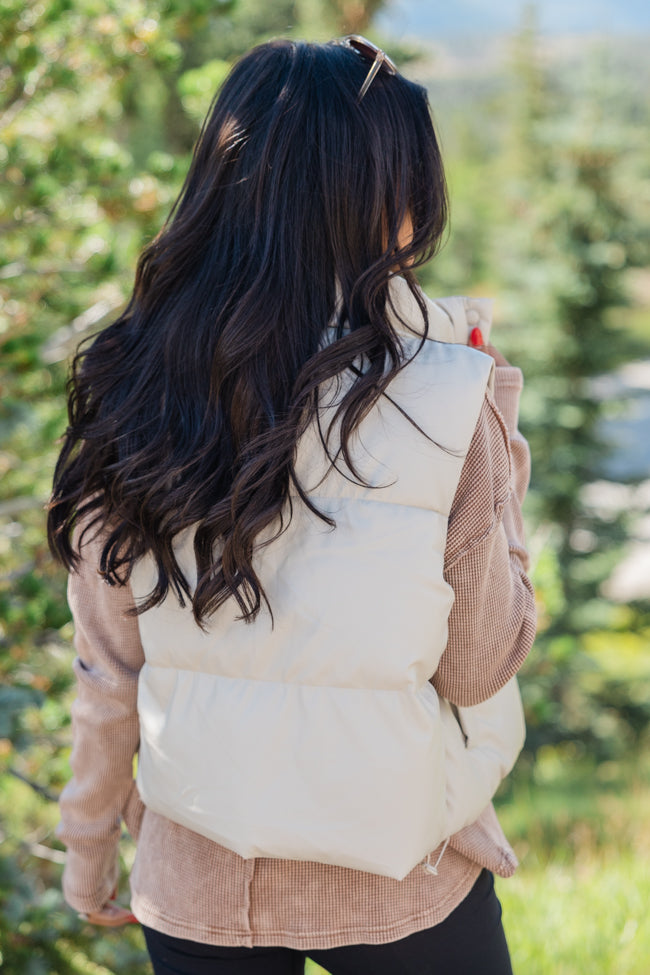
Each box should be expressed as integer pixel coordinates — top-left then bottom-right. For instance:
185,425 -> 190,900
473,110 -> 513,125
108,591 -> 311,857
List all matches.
432,364 -> 536,707
56,529 -> 145,914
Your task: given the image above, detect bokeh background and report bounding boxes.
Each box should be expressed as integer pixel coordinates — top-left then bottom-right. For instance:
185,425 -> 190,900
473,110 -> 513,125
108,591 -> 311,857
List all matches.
1,1 -> 649,972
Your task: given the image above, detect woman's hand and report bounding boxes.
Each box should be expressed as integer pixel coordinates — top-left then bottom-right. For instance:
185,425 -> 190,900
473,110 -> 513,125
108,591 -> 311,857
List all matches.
468,327 -> 511,367
79,889 -> 138,926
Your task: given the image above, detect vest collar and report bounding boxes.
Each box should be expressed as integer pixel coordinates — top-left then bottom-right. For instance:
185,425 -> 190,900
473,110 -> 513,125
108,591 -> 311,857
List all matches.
329,276 -> 493,348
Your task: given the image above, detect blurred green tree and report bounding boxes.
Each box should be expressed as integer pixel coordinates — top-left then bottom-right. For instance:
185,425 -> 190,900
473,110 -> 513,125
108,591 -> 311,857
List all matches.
491,13 -> 650,758
0,3 -> 229,971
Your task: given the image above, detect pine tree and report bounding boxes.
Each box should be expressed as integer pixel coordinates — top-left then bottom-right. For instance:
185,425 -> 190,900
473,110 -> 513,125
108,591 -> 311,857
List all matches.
494,15 -> 650,757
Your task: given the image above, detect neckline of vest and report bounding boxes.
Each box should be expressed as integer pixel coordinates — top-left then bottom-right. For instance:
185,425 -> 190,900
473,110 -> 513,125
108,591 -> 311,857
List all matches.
326,277 -> 492,347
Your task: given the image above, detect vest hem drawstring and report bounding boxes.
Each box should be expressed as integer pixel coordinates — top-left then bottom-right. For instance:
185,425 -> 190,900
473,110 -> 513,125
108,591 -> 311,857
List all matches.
422,837 -> 450,876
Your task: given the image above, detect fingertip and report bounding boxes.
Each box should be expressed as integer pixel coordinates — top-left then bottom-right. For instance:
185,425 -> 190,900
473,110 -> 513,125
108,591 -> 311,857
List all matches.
469,327 -> 484,348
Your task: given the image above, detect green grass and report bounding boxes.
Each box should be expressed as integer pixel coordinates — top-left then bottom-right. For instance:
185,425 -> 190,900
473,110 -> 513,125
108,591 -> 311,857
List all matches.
497,854 -> 650,975
494,748 -> 650,975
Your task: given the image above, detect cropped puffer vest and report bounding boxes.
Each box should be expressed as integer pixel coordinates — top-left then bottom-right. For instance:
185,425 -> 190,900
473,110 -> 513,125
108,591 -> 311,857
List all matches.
130,278 -> 526,880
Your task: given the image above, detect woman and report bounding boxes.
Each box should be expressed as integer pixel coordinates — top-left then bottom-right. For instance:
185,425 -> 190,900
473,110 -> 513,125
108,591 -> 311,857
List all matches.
49,36 -> 536,975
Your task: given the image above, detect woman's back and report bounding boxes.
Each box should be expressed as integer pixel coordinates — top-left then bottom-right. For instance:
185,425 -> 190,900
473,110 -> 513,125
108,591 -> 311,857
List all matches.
130,286 -> 512,879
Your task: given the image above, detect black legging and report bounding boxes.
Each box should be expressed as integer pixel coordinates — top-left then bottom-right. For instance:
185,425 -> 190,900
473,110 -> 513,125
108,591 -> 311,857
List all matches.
143,869 -> 514,975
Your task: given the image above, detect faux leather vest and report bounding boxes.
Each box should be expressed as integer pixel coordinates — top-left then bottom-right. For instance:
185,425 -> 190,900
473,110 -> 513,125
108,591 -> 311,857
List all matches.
130,279 -> 526,880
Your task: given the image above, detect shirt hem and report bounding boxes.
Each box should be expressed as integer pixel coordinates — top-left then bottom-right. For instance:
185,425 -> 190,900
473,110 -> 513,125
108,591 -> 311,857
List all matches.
131,861 -> 482,949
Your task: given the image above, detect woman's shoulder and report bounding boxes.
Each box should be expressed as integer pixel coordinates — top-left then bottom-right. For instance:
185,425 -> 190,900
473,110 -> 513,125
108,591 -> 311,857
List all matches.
387,276 -> 493,347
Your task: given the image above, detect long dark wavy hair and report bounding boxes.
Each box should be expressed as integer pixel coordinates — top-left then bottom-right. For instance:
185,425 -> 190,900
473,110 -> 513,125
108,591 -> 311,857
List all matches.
48,38 -> 448,625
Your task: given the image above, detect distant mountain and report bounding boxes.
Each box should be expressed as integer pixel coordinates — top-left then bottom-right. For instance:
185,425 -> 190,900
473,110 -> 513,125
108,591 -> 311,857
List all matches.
377,0 -> 650,37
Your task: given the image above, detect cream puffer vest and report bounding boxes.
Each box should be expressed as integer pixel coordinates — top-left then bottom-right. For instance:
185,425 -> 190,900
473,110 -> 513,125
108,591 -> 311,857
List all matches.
130,278 -> 526,880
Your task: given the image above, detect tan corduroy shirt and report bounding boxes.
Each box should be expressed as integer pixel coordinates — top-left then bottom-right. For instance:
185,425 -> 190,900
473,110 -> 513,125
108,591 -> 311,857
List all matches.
57,363 -> 536,949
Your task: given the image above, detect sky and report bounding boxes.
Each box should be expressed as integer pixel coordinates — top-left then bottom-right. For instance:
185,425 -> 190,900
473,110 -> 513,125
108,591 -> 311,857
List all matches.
377,0 -> 650,36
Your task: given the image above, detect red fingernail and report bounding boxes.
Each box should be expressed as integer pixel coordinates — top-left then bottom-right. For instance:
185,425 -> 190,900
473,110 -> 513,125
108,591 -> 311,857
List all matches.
127,914 -> 139,924
469,327 -> 484,347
